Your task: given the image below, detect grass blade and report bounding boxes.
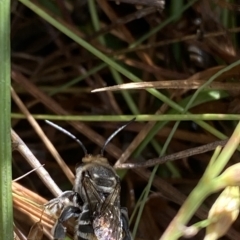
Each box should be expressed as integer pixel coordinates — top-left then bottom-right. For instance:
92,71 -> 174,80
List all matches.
0,0 -> 13,239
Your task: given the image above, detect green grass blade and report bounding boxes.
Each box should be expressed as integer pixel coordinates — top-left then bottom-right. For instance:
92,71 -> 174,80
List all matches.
0,0 -> 13,239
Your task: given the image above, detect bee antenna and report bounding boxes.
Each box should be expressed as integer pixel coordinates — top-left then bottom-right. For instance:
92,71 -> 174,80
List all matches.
101,118 -> 136,156
45,120 -> 88,156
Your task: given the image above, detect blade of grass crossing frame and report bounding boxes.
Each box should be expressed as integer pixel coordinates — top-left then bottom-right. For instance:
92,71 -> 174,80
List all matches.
0,0 -> 13,239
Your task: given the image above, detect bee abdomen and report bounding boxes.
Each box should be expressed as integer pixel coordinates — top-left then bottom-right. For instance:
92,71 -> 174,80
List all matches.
76,204 -> 95,240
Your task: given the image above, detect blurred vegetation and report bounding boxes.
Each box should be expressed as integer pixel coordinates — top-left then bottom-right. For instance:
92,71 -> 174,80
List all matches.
10,0 -> 240,239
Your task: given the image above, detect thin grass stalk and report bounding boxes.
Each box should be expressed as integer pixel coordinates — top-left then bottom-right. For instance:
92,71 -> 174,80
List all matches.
10,113 -> 240,121
132,121 -> 181,238
0,0 -> 13,239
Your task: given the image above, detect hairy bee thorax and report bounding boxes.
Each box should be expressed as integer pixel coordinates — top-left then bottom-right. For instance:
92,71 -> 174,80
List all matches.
82,154 -> 108,164
74,155 -> 120,206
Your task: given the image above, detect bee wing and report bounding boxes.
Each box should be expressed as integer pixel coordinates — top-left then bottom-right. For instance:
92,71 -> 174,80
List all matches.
98,183 -> 120,214
93,204 -> 122,240
82,174 -> 105,214
94,183 -> 122,240
82,174 -> 123,240
109,205 -> 122,240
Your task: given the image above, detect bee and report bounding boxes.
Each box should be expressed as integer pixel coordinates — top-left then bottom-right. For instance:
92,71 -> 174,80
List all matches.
44,120 -> 134,240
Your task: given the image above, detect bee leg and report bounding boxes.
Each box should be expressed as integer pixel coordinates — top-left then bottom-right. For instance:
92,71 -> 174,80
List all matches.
45,191 -> 82,218
52,206 -> 81,239
121,208 -> 132,240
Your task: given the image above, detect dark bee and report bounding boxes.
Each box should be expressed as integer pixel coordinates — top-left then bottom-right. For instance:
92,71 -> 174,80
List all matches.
44,120 -> 133,240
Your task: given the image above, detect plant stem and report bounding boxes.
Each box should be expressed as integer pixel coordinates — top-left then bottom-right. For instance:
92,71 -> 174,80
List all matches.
160,121 -> 240,240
